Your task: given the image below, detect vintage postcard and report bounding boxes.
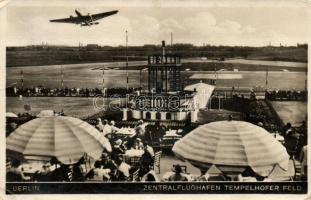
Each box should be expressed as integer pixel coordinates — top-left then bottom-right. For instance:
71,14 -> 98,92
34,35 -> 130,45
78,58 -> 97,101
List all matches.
0,0 -> 310,199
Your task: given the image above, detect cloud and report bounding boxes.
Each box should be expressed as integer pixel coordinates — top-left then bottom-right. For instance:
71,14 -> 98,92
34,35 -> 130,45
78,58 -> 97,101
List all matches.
155,12 -> 292,46
7,8 -> 307,46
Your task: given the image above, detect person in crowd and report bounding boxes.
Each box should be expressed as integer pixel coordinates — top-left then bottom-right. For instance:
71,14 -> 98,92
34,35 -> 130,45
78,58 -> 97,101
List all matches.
109,120 -> 120,134
141,170 -> 159,182
283,122 -> 292,137
71,158 -> 85,181
102,119 -> 112,136
131,138 -> 144,150
299,120 -> 307,146
6,121 -> 17,137
140,142 -> 155,175
49,157 -> 60,171
105,133 -> 116,145
96,118 -> 104,132
135,120 -> 147,132
6,159 -> 30,182
167,165 -> 188,182
111,139 -> 125,160
241,166 -> 265,181
34,163 -> 52,182
300,145 -> 307,181
124,126 -> 145,149
136,126 -> 145,139
40,163 -> 51,175
50,163 -> 71,182
250,89 -> 257,101
144,121 -> 166,147
101,152 -> 117,170
284,127 -> 301,157
85,161 -> 111,182
114,156 -> 131,181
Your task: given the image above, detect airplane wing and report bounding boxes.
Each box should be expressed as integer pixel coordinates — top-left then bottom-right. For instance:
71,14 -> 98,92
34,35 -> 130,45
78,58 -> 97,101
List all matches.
50,17 -> 80,23
50,10 -> 118,24
91,10 -> 118,21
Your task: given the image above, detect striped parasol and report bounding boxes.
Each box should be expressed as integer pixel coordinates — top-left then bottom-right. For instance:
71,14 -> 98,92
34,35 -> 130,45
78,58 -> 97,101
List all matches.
6,116 -> 111,165
172,120 -> 289,176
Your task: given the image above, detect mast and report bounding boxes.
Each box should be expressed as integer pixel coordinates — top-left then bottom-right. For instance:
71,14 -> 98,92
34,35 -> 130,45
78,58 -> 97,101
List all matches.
126,30 -> 129,91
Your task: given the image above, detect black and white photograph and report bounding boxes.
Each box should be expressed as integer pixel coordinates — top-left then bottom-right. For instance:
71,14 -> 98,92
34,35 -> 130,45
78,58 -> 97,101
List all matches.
2,0 -> 310,196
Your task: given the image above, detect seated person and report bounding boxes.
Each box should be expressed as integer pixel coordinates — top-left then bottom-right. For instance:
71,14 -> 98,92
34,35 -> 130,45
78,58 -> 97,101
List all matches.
100,153 -> 117,170
6,159 -> 30,182
124,127 -> 145,149
110,120 -> 120,134
71,158 -> 85,182
85,161 -> 111,182
167,165 -> 188,182
34,163 -> 52,182
113,156 -> 131,181
111,139 -> 125,160
144,122 -> 165,146
241,167 -> 264,181
135,120 -> 146,132
102,119 -> 112,136
140,142 -> 155,173
300,145 -> 307,181
131,138 -> 144,150
96,118 -> 104,131
50,164 -> 72,182
141,170 -> 159,182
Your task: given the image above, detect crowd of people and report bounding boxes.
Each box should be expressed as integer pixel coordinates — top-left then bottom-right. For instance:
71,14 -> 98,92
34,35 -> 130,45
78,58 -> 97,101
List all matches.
6,108 -> 308,182
7,118 -> 181,182
6,86 -> 142,98
265,90 -> 307,101
282,121 -> 307,157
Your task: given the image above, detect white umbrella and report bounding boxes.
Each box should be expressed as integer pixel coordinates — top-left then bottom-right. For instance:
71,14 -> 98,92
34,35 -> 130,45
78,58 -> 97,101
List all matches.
172,120 -> 289,176
6,112 -> 18,118
6,116 -> 111,164
184,82 -> 215,109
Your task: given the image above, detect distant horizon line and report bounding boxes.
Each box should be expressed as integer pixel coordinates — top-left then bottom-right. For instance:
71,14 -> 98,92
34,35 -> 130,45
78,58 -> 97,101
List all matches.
6,42 -> 308,48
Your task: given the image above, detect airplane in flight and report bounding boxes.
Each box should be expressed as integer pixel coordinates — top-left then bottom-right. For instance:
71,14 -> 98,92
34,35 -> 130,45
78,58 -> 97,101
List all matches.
50,9 -> 118,27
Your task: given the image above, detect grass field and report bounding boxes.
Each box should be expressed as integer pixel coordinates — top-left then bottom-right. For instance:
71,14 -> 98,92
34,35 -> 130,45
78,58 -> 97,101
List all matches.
6,97 -> 115,119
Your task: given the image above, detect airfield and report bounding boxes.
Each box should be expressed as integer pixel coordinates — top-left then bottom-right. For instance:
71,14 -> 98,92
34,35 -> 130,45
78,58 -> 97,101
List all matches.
6,58 -> 307,90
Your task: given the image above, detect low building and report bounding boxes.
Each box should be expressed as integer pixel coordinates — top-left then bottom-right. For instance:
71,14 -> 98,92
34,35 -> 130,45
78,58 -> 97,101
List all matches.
123,54 -> 214,123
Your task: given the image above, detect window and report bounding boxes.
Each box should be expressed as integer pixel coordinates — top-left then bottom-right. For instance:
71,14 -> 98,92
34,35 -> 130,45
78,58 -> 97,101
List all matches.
156,112 -> 161,120
146,112 -> 151,119
166,112 -> 172,120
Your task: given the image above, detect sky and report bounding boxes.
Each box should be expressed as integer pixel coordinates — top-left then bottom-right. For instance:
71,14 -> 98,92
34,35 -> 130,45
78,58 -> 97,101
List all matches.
5,2 -> 310,47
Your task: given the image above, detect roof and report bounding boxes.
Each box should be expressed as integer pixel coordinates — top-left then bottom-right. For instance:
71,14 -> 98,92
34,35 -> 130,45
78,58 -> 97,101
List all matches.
184,82 -> 215,92
190,73 -> 243,80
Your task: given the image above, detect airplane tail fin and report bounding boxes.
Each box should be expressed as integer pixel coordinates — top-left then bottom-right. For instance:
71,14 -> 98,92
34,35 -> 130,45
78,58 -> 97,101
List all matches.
75,9 -> 83,17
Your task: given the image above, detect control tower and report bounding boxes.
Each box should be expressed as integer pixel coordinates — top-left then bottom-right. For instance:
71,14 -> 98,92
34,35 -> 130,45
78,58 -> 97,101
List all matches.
123,41 -> 197,122
148,54 -> 181,93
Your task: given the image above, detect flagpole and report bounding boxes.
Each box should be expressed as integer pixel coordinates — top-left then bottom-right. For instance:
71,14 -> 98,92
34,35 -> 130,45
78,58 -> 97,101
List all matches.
102,66 -> 105,97
126,30 -> 129,91
61,65 -> 64,90
20,69 -> 24,90
265,66 -> 268,90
